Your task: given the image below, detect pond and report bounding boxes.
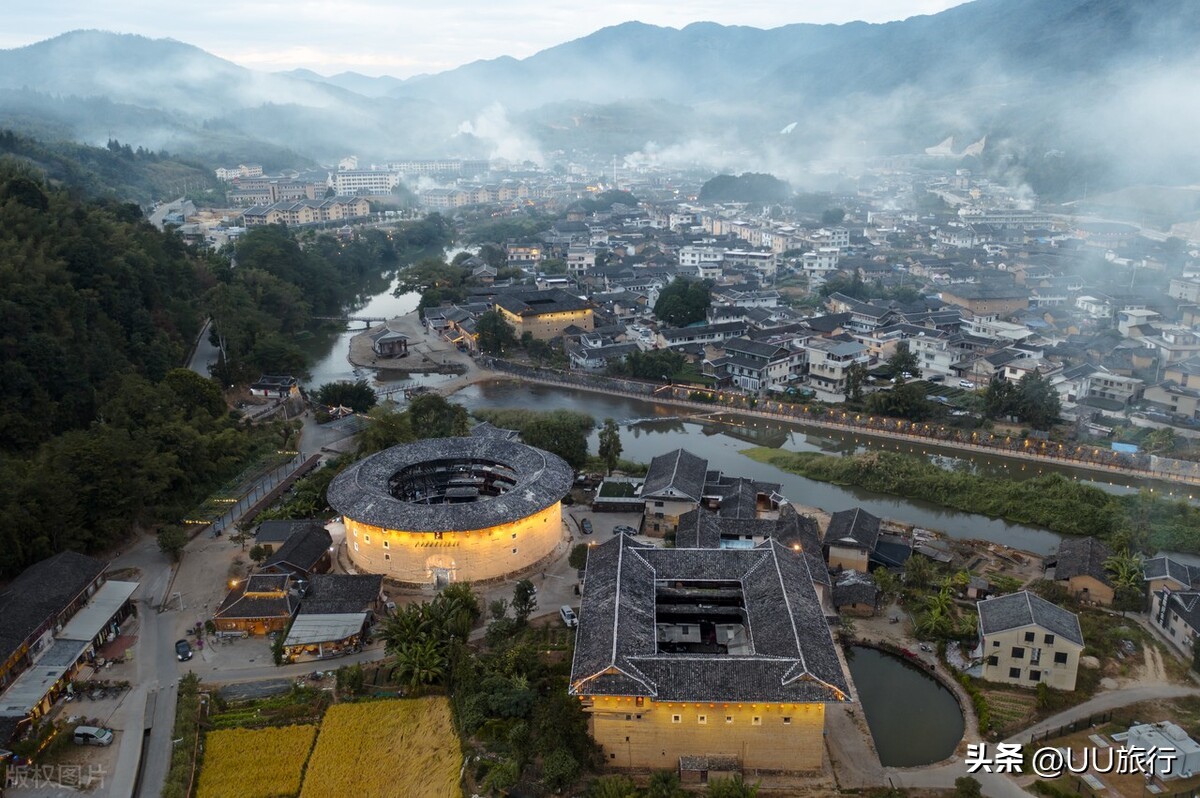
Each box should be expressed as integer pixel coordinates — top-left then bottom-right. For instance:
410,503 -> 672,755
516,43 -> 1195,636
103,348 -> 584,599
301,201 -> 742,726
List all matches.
845,646 -> 965,767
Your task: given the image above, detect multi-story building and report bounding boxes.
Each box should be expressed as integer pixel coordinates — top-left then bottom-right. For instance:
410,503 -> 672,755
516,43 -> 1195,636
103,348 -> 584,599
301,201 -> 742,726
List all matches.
640,449 -> 708,537
240,198 -> 371,227
569,534 -> 850,775
977,591 -> 1084,691
709,337 -> 793,393
332,169 -> 402,196
803,338 -> 870,400
566,246 -> 597,276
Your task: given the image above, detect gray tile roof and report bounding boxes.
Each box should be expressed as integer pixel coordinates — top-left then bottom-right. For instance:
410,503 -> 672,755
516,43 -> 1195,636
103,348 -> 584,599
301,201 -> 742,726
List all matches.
1143,556 -> 1200,588
299,574 -> 383,615
642,449 -> 708,502
1051,537 -> 1113,586
826,508 -> 882,551
262,526 -> 332,575
256,520 -> 324,545
215,574 -> 297,620
832,570 -> 879,608
570,536 -> 850,704
0,552 -> 106,666
328,437 -> 573,532
977,591 -> 1084,647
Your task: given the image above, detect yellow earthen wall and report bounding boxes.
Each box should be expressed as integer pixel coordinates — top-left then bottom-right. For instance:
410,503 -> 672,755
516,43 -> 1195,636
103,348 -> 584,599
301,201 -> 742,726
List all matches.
586,697 -> 826,771
345,502 -> 562,583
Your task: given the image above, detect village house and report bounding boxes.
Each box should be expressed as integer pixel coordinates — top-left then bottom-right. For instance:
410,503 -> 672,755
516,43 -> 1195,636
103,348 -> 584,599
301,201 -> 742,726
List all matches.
977,591 -> 1084,691
1045,537 -> 1114,606
0,553 -> 139,747
213,573 -> 299,636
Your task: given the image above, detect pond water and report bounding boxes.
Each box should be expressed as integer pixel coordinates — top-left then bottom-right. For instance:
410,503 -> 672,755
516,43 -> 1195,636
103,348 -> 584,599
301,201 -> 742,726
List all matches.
845,646 -> 964,767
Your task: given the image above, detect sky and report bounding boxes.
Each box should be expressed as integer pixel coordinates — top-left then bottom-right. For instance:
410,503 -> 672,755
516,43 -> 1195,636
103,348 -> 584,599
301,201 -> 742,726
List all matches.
2,0 -> 968,78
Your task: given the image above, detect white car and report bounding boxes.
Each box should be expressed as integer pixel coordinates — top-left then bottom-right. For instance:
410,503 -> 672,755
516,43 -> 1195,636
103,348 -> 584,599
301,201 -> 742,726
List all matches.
559,605 -> 578,628
959,379 -> 976,389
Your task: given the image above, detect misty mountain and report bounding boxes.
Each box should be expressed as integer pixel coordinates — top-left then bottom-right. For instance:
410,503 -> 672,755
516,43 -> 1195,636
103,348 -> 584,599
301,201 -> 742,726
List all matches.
280,68 -> 410,99
1,0 -> 1198,193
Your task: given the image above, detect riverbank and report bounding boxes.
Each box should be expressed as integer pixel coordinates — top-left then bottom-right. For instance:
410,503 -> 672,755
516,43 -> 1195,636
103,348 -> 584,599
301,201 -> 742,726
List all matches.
745,447 -> 1200,554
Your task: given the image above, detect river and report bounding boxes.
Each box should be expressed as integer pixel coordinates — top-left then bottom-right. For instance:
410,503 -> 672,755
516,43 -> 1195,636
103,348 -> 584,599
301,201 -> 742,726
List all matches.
303,288 -> 1200,560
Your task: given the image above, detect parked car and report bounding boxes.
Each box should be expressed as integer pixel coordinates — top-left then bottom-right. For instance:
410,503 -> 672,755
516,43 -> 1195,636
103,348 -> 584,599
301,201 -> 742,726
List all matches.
613,525 -> 637,536
581,519 -> 593,535
175,639 -> 193,662
959,379 -> 977,389
73,726 -> 114,746
559,605 -> 578,628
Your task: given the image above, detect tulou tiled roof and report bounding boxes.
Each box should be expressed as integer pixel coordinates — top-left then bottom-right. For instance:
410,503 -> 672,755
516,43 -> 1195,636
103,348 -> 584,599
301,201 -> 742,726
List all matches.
569,536 -> 850,705
327,437 -> 573,532
977,590 -> 1084,647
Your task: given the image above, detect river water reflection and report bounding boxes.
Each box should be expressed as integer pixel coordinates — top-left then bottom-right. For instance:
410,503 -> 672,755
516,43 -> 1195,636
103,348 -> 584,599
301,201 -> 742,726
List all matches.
303,293 -> 1198,559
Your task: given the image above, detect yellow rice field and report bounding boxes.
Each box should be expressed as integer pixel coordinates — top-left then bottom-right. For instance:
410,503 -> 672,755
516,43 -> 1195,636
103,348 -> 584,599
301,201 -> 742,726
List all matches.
197,724 -> 317,798
300,697 -> 461,798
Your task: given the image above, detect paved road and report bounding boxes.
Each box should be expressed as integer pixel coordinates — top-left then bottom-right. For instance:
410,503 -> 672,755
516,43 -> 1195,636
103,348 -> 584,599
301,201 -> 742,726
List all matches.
187,318 -> 220,378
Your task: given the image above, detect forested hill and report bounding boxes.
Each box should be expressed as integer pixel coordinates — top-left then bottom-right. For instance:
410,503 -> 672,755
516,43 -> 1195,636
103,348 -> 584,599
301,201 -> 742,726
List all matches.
0,128 -> 223,206
0,156 -> 453,576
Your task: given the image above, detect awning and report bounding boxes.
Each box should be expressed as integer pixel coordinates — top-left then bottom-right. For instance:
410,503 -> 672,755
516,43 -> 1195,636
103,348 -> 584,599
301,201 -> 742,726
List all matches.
283,613 -> 368,648
0,581 -> 139,718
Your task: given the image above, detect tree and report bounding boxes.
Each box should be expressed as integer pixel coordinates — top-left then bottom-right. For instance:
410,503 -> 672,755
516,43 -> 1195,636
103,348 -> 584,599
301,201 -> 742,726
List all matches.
313,380 -> 377,412
821,208 -> 846,225
586,775 -> 641,798
647,770 -> 687,798
905,554 -> 935,590
1192,637 -> 1200,673
248,544 -> 270,565
408,393 -> 470,439
598,418 -> 622,475
872,567 -> 901,602
476,310 -> 518,355
520,412 -> 592,470
886,342 -> 921,379
1015,371 -> 1061,430
356,405 -> 415,456
157,525 -> 188,562
953,776 -> 983,798
512,579 -> 537,626
707,774 -> 759,798
541,748 -> 580,791
568,543 -> 590,570
845,362 -> 869,402
654,278 -> 711,327
271,623 -> 289,665
1143,427 -> 1177,455
393,636 -> 445,690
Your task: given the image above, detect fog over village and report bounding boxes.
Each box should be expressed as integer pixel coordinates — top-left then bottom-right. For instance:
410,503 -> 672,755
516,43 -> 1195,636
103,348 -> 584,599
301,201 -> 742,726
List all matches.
2,2 -> 1200,798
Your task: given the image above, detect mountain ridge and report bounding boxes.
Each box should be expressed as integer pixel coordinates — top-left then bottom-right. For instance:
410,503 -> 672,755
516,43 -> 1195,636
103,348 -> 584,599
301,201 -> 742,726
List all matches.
0,1 -> 1197,192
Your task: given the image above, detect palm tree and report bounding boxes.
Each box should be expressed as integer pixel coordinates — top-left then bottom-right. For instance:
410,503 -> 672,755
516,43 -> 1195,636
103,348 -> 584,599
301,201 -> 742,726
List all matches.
393,636 -> 445,691
924,587 -> 955,618
917,607 -> 952,638
1104,550 -> 1143,590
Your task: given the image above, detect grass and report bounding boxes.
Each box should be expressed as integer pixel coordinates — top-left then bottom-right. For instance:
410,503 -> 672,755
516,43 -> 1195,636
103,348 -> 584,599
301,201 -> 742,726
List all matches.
741,447 -> 1200,553
597,481 -> 638,498
982,689 -> 1038,734
300,698 -> 460,798
196,725 -> 317,798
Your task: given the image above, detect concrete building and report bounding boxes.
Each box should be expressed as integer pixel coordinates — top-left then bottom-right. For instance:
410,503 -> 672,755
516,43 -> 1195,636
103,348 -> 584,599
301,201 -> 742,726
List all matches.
803,338 -> 870,400
569,535 -> 850,775
328,437 -> 573,585
977,591 -> 1084,691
